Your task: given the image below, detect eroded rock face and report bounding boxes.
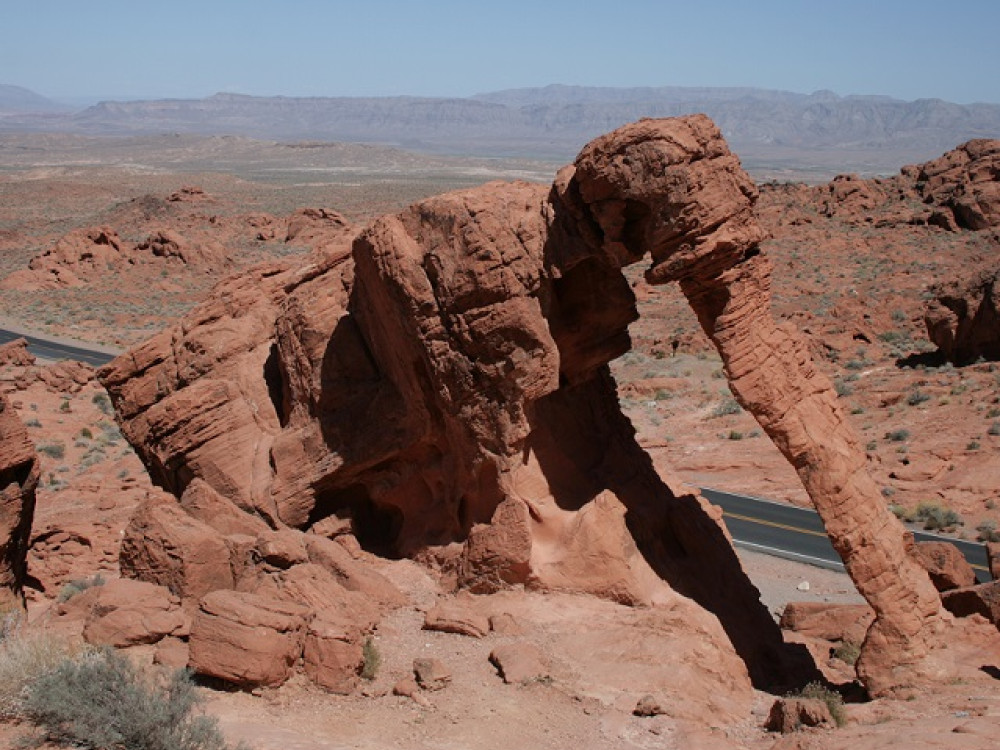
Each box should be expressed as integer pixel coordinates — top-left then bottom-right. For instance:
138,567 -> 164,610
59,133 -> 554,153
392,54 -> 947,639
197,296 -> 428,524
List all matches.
925,262 -> 1000,364
101,115 -> 947,694
0,394 -> 38,610
903,139 -> 1000,231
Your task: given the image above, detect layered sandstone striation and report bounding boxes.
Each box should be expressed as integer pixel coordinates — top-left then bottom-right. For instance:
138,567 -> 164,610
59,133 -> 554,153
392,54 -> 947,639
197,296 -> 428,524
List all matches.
101,115 -> 951,694
0,394 -> 38,610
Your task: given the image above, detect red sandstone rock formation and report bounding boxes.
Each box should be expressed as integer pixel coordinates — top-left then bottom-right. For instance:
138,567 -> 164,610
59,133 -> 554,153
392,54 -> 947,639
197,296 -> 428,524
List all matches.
101,115 -> 954,695
902,139 -> 1000,231
925,261 -> 1000,364
0,338 -> 35,368
0,394 -> 38,610
1,226 -> 126,289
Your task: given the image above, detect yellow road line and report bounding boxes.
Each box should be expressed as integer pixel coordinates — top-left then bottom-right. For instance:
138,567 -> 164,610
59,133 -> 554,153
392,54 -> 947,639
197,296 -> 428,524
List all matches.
723,510 -> 828,538
723,510 -> 990,573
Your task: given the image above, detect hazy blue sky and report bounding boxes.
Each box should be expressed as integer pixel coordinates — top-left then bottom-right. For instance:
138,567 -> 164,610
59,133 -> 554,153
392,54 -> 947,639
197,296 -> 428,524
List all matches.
5,0 -> 999,104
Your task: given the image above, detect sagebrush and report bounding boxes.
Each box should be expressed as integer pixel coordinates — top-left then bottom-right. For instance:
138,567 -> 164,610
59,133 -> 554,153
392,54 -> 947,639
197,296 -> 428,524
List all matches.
21,647 -> 247,750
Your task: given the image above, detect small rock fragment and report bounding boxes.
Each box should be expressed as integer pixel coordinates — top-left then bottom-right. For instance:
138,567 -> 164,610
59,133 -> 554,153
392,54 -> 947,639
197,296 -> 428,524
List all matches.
633,694 -> 665,717
424,599 -> 490,638
489,643 -> 549,684
413,658 -> 451,691
765,697 -> 833,733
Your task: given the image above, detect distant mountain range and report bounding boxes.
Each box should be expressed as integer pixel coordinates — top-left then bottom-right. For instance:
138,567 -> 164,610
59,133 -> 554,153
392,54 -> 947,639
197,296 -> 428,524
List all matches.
0,84 -> 67,113
2,83 -> 999,171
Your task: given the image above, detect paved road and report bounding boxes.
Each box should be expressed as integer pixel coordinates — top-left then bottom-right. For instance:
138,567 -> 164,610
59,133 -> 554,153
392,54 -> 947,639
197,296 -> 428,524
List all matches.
701,486 -> 992,583
0,328 -> 117,367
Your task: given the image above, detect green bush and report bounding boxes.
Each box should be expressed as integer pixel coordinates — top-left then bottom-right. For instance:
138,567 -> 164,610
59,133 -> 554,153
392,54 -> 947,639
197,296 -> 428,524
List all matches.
885,429 -> 910,443
0,626 -> 72,720
361,637 -> 380,681
976,520 -> 1000,543
906,502 -> 963,531
92,392 -> 113,416
709,397 -> 742,418
906,389 -> 930,406
832,641 -> 861,666
57,574 -> 106,603
37,443 -> 66,460
21,648 -> 244,750
791,681 -> 846,727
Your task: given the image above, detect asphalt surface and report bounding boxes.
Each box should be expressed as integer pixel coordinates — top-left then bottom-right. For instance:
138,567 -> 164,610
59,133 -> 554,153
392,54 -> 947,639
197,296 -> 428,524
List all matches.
0,328 -> 117,367
701,486 -> 992,583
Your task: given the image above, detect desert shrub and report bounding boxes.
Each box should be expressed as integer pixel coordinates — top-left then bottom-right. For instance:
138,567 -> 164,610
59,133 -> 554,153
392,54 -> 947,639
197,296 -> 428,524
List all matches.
91,392 -> 113,416
976,520 -> 1000,543
709,397 -> 742,418
0,626 -> 72,720
361,637 -> 381,681
967,440 -> 981,451
790,681 -> 846,727
906,502 -> 962,531
987,407 -> 1000,419
24,418 -> 41,428
832,641 -> 861,666
727,431 -> 744,440
906,389 -> 930,406
57,574 -> 106,603
21,647 -> 242,750
79,427 -> 93,440
37,443 -> 65,460
833,379 -> 853,397
885,429 -> 909,443
59,399 -> 71,413
989,422 -> 1000,437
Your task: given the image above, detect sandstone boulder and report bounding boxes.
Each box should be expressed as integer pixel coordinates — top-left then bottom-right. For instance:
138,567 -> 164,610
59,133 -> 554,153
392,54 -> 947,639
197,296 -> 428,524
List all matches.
942,581 -> 1000,625
914,541 -> 977,591
303,534 -> 405,607
0,394 -> 38,609
179,478 -> 269,537
0,338 -> 34,367
413,658 -> 451,691
924,263 -> 1000,364
779,602 -> 875,645
302,612 -> 364,694
119,493 -> 234,599
188,589 -> 310,687
765,697 -> 835,733
489,643 -> 549,684
988,542 -> 1000,581
82,578 -> 187,648
423,598 -> 490,638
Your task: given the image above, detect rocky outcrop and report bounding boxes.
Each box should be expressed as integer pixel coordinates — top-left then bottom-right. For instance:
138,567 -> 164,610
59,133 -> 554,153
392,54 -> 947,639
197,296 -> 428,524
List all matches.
924,262 -> 1000,364
0,394 -> 38,610
811,139 -> 1000,231
101,115 -> 950,695
914,541 -> 977,592
0,338 -> 35,368
135,229 -> 231,267
188,590 -> 309,687
902,139 -> 1000,230
11,226 -> 126,289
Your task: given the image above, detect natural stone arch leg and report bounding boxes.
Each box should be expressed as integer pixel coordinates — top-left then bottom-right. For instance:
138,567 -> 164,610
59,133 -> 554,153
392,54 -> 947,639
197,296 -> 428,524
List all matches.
555,114 -> 947,695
